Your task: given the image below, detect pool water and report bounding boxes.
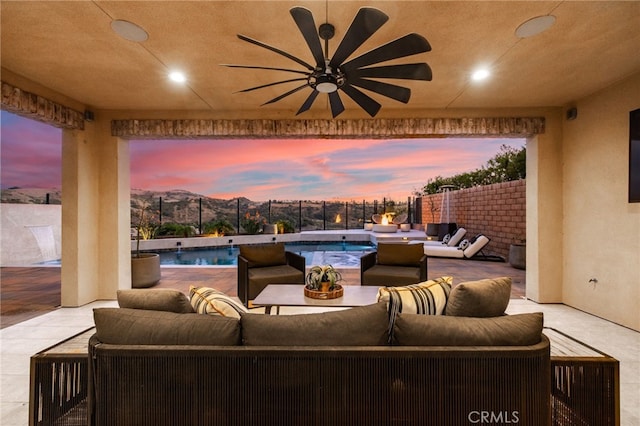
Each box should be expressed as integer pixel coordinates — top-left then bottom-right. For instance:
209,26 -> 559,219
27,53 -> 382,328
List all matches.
158,242 -> 376,267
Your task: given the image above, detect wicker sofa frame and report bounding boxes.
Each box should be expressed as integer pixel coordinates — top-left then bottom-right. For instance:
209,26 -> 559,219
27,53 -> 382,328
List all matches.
88,336 -> 551,425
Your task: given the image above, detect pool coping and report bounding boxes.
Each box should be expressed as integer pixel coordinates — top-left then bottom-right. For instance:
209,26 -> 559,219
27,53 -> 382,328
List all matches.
133,228 -> 428,253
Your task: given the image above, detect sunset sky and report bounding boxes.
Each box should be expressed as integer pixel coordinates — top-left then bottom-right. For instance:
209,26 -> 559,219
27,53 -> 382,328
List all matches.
1,111 -> 525,201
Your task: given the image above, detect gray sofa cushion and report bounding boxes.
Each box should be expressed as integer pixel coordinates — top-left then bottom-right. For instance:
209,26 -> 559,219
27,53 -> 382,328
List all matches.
241,302 -> 389,346
445,277 -> 512,317
240,242 -> 287,267
394,312 -> 543,346
377,243 -> 424,266
117,289 -> 195,313
94,308 -> 241,345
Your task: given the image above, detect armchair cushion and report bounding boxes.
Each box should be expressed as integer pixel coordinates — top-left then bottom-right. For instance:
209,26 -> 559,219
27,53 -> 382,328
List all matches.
377,243 -> 424,267
394,312 -> 543,346
363,265 -> 423,286
241,302 -> 389,346
240,242 -> 286,267
247,264 -> 304,300
445,277 -> 512,317
117,289 -> 194,313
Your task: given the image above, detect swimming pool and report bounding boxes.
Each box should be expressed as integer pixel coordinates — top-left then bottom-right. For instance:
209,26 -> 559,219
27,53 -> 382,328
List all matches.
157,241 -> 376,267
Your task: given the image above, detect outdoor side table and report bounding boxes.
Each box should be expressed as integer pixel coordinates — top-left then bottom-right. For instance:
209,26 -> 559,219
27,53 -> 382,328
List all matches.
546,327 -> 620,426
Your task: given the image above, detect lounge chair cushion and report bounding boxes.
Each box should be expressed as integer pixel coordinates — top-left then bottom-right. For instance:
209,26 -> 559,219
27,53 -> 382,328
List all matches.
117,289 -> 195,313
247,264 -> 304,299
424,234 -> 490,259
240,242 -> 286,267
377,242 -> 424,266
241,302 -> 389,346
447,227 -> 466,246
362,265 -> 423,286
393,312 -> 543,346
94,308 -> 241,345
445,277 -> 512,317
462,235 -> 490,257
189,286 -> 248,319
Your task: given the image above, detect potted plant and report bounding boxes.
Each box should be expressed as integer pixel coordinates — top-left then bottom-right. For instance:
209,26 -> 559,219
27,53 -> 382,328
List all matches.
509,238 -> 526,270
305,264 -> 343,292
131,202 -> 161,288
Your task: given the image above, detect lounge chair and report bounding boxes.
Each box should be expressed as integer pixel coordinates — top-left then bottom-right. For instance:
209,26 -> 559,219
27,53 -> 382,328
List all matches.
423,227 -> 466,246
392,213 -> 408,224
423,234 -> 498,260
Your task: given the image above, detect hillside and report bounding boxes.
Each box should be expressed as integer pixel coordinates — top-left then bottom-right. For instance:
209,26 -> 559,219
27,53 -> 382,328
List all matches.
1,188 -> 385,231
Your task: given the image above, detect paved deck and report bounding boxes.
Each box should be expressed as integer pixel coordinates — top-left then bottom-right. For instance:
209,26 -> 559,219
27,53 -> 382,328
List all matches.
1,258 -> 525,328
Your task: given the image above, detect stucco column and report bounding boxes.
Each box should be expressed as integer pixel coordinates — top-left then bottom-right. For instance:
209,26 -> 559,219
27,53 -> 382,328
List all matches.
526,110 -> 564,302
61,113 -> 130,306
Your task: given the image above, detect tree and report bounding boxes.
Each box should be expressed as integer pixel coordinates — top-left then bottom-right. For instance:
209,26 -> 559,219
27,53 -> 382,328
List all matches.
422,145 -> 526,194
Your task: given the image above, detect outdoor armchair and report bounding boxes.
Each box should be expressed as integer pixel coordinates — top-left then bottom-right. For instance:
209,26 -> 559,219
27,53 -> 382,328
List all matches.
361,242 -> 427,286
237,242 -> 305,307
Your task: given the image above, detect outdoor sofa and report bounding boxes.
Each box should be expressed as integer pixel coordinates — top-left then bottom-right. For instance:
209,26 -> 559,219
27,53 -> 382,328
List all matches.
88,278 -> 551,425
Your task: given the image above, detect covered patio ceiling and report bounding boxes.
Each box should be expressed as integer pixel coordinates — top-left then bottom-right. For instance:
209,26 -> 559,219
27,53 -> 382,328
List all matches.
2,1 -> 639,120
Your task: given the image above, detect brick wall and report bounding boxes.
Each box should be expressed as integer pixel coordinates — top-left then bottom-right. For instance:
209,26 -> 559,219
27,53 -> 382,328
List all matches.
421,179 -> 526,259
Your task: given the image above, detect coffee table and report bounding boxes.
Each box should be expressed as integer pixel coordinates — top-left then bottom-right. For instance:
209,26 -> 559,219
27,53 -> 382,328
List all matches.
252,284 -> 381,314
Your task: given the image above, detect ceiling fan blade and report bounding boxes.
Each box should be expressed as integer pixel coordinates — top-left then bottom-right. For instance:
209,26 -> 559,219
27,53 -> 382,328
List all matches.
296,90 -> 320,115
236,78 -> 309,93
339,84 -> 382,117
328,8 -> 388,69
262,83 -> 310,105
350,63 -> 432,81
221,64 -> 310,76
348,77 -> 411,103
328,92 -> 346,118
342,34 -> 431,71
290,7 -> 325,68
237,34 -> 315,71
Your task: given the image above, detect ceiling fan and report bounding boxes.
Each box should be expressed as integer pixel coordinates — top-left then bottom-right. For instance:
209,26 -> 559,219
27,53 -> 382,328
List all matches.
222,7 -> 432,118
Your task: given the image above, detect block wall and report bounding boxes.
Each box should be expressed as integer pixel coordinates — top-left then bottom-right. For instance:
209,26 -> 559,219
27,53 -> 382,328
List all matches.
421,179 -> 526,259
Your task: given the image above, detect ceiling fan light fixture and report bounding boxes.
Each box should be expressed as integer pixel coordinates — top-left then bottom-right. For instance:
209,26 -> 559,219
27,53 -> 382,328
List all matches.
315,74 -> 338,93
515,15 -> 556,38
472,69 -> 490,81
168,71 -> 186,83
111,19 -> 148,42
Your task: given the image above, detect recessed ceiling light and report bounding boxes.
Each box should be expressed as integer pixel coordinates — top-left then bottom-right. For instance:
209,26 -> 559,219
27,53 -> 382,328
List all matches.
168,71 -> 187,83
471,69 -> 490,81
515,15 -> 556,38
111,20 -> 148,42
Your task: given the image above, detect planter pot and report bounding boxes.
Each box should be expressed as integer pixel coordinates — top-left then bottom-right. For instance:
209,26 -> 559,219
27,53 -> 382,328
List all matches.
131,253 -> 161,288
425,223 -> 439,237
262,224 -> 277,234
509,243 -> 526,270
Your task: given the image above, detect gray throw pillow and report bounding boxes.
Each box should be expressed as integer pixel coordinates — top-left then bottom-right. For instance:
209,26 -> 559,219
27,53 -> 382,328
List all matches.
94,308 -> 241,345
117,289 -> 195,313
445,277 -> 512,317
241,302 -> 389,346
394,312 -> 543,346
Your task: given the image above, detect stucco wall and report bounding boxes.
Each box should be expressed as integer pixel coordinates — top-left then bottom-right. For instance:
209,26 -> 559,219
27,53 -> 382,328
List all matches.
561,72 -> 640,331
421,180 -> 526,259
0,204 -> 61,266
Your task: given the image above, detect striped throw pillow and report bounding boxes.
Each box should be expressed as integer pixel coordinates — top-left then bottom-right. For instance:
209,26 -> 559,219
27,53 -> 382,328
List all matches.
189,286 -> 248,319
377,277 -> 453,343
